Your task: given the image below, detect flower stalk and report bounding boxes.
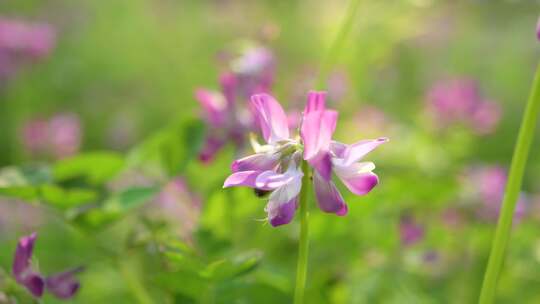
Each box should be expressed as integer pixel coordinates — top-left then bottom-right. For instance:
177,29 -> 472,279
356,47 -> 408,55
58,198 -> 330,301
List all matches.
293,160 -> 311,304
479,63 -> 540,303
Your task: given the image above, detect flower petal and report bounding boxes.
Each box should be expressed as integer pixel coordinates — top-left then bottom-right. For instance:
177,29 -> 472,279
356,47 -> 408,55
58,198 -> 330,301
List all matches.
12,232 -> 37,280
22,272 -> 45,298
313,172 -> 347,215
265,174 -> 302,227
231,152 -> 279,172
223,171 -> 261,188
304,91 -> 327,114
251,94 -> 290,144
267,196 -> 297,227
195,89 -> 228,127
340,137 -> 388,166
334,162 -> 379,195
255,169 -> 302,191
301,109 -> 337,160
45,267 -> 83,299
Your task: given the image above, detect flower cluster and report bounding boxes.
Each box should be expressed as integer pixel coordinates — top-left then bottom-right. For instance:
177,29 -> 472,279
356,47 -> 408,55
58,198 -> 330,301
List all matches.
21,113 -> 81,159
195,45 -> 275,163
223,91 -> 388,226
426,78 -> 501,135
0,18 -> 55,80
12,233 -> 82,299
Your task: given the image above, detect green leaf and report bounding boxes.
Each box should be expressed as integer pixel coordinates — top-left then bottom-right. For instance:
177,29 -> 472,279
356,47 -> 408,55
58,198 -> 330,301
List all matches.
0,186 -> 39,201
202,251 -> 263,282
127,119 -> 205,177
39,184 -> 98,209
53,151 -> 125,185
0,166 -> 51,201
70,186 -> 160,227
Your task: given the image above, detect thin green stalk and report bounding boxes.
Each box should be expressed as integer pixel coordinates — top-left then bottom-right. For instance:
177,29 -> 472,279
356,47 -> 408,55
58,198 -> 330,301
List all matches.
294,160 -> 311,304
478,63 -> 540,304
292,1 -> 362,303
119,257 -> 155,304
315,0 -> 362,89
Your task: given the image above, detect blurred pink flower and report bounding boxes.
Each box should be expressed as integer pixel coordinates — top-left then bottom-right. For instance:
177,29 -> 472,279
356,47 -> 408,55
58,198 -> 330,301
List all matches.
0,18 -> 55,80
20,113 -> 82,159
150,178 -> 202,240
196,46 -> 275,163
537,16 -> 540,41
399,215 -> 424,247
466,166 -> 527,222
48,113 -> 81,158
426,78 -> 501,135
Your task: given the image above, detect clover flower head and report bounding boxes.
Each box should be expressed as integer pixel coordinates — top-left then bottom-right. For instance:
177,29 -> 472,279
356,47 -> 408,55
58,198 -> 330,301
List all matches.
223,91 -> 388,226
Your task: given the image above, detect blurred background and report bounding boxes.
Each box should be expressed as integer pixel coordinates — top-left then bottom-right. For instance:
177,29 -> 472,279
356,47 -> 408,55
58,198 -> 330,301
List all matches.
0,0 -> 540,303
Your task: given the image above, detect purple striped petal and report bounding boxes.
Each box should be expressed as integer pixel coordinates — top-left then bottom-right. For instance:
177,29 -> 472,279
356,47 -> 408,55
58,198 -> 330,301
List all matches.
255,169 -> 302,191
304,91 -> 327,114
231,153 -> 279,172
46,267 -> 83,299
313,173 -> 347,215
195,89 -> 228,127
340,137 -> 388,166
334,162 -> 379,195
301,97 -> 337,180
223,171 -> 261,188
267,197 -> 297,227
251,94 -> 290,144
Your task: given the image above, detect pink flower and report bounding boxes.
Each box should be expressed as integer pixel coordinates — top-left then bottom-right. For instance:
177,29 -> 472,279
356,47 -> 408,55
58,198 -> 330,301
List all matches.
48,113 -> 81,158
150,178 -> 202,240
426,78 -> 501,135
0,18 -> 56,80
465,166 -> 527,222
20,113 -> 82,159
223,91 -> 387,226
399,215 -> 425,246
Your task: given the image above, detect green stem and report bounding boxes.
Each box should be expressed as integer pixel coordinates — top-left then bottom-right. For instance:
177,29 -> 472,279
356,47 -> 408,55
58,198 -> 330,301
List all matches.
478,63 -> 540,303
315,0 -> 362,89
294,161 -> 311,304
292,1 -> 362,302
119,257 -> 155,304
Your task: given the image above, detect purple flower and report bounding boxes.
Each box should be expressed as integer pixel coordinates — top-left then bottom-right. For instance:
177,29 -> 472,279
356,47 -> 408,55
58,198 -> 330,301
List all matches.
426,78 -> 501,135
12,233 -> 82,299
12,233 -> 44,298
196,46 -> 275,163
223,91 -> 387,226
399,215 -> 424,246
45,268 -> 83,299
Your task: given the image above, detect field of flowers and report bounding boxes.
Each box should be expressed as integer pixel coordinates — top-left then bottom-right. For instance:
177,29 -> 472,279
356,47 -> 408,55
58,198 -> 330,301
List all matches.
1,1 -> 540,303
